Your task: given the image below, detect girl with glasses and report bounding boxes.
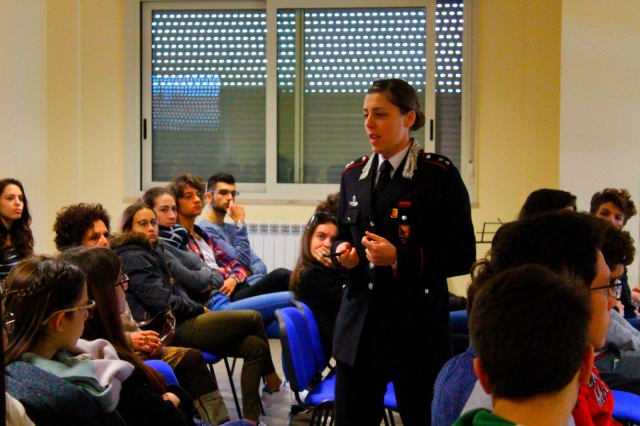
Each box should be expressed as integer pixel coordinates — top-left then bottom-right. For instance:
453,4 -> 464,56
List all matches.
62,247 -> 238,425
111,203 -> 282,425
0,178 -> 34,281
60,246 -> 232,426
4,255 -> 132,425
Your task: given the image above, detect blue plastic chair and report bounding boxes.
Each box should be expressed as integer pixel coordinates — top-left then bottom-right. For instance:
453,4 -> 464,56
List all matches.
277,307 -> 336,424
612,390 -> 640,424
290,301 -> 398,425
291,300 -> 328,370
144,359 -> 179,386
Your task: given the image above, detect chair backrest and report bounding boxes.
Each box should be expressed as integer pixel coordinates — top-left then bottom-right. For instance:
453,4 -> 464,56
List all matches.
292,300 -> 327,369
276,307 -> 320,392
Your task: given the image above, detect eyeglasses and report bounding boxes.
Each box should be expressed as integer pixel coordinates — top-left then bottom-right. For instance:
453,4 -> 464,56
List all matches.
590,278 -> 623,300
41,299 -> 96,325
135,219 -> 157,228
3,312 -> 15,334
307,211 -> 336,229
212,189 -> 240,198
115,274 -> 129,291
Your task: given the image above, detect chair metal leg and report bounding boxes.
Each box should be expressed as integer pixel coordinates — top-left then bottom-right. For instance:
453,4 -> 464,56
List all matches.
223,357 -> 243,419
387,409 -> 396,426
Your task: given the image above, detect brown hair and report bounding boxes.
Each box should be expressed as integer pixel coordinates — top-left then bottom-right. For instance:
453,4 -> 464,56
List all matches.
367,79 -> 426,131
590,188 -> 637,225
121,203 -> 155,233
4,255 -> 86,364
167,174 -> 206,212
290,211 -> 338,295
59,246 -> 166,393
0,178 -> 33,262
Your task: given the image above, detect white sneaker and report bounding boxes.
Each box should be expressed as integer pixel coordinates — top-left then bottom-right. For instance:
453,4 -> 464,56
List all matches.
261,378 -> 289,402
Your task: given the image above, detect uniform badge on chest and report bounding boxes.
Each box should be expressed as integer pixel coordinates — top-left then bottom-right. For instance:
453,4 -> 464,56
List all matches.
397,201 -> 412,245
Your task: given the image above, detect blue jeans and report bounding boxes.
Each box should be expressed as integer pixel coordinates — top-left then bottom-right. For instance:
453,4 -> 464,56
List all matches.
205,291 -> 294,338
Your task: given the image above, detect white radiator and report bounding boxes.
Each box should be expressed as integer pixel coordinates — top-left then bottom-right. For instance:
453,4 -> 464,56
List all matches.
247,223 -> 305,271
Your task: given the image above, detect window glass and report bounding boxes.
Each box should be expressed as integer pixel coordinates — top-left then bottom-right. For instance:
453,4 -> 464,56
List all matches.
149,10 -> 267,183
277,8 -> 427,184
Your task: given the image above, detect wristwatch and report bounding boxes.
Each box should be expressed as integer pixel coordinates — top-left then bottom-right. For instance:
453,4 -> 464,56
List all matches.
235,220 -> 245,230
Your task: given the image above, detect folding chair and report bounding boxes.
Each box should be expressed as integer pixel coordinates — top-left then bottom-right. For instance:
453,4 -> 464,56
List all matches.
291,300 -> 398,425
612,390 -> 640,425
144,359 -> 179,386
276,307 -> 336,425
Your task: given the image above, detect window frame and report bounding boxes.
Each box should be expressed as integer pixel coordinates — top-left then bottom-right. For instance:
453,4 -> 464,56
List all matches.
124,0 -> 477,204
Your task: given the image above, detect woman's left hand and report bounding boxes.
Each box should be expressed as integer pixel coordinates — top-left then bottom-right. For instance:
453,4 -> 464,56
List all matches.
131,330 -> 162,355
312,247 -> 336,268
362,231 -> 397,267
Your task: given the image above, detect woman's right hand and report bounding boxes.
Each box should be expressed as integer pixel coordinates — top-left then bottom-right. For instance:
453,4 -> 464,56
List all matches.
337,242 -> 359,270
312,246 -> 336,268
162,392 -> 180,408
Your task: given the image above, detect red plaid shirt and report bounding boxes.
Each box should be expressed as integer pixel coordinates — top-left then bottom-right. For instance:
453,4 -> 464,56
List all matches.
187,225 -> 247,283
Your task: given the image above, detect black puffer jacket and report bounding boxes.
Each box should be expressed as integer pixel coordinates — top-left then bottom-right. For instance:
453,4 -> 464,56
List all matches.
110,233 -> 205,323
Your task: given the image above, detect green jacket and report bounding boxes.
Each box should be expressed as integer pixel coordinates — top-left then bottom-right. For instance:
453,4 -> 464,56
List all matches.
452,409 -> 518,426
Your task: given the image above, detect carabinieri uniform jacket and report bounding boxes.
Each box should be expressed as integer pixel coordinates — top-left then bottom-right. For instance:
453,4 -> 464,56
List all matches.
332,142 -> 476,368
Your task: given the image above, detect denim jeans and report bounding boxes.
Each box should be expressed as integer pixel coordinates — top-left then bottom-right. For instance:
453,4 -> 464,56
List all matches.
205,291 -> 294,338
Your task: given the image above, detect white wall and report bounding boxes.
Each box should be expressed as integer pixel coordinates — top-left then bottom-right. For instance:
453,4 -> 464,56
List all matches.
560,0 -> 640,286
0,1 -> 48,252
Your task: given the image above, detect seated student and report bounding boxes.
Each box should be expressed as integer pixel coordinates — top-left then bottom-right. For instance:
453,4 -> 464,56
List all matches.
0,179 -> 34,280
60,246 -> 232,425
590,188 -> 638,319
453,264 -> 594,426
167,174 -> 290,301
517,188 -> 577,219
432,212 -> 628,426
290,209 -> 344,362
142,188 -> 293,336
197,173 -> 290,289
54,203 -> 230,424
1,292 -> 35,425
53,203 -> 111,249
58,247 -> 204,426
4,255 -> 131,425
111,202 -> 283,425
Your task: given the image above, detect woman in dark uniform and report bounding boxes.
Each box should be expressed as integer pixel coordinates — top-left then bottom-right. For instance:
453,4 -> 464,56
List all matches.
332,79 -> 476,425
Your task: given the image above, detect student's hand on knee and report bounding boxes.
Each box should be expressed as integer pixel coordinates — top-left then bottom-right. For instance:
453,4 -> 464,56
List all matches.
220,277 -> 238,296
131,330 -> 161,354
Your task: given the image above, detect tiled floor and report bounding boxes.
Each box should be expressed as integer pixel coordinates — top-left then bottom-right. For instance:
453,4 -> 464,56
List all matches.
211,339 -> 404,426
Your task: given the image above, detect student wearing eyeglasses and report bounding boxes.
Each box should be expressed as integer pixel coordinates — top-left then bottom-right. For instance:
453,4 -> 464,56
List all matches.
112,202 -> 282,425
4,256 -> 133,425
168,174 -> 291,303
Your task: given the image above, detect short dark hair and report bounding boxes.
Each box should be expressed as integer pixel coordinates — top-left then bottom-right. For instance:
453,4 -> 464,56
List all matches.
315,193 -> 340,217
470,264 -> 591,400
367,79 -> 426,131
167,174 -> 206,212
207,173 -> 235,192
53,203 -> 111,249
601,224 -> 635,270
518,188 -> 577,219
590,188 -> 637,225
468,212 -> 608,312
